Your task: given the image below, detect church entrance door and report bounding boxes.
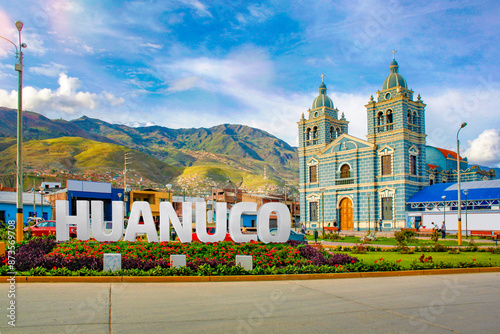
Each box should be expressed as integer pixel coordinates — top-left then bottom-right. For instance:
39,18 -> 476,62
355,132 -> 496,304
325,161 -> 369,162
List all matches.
339,198 -> 353,230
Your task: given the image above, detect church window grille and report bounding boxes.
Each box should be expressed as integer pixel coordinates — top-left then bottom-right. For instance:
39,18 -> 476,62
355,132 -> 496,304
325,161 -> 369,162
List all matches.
381,155 -> 392,175
377,112 -> 384,126
386,110 -> 393,123
386,110 -> 393,131
309,165 -> 318,183
381,197 -> 393,220
377,112 -> 384,133
312,126 -> 318,139
336,128 -> 341,137
340,164 -> 350,178
309,202 -> 318,222
410,155 -> 417,175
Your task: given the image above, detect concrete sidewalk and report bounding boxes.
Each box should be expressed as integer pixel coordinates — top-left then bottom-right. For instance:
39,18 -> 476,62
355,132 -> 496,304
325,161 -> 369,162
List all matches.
1,272 -> 500,333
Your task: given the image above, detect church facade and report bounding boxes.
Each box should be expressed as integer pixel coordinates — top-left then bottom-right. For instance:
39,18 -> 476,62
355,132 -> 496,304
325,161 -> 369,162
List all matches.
297,56 -> 493,231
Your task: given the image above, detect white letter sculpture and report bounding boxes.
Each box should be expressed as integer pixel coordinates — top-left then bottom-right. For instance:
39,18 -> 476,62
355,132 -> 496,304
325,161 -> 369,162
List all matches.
195,202 -> 227,243
124,201 -> 159,242
257,202 -> 291,243
56,200 -> 90,241
228,202 -> 258,243
91,201 -> 124,242
159,202 -> 192,243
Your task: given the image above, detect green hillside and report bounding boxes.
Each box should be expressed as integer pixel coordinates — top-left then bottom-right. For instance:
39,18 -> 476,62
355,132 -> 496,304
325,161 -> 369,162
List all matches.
0,137 -> 179,184
0,108 -> 298,192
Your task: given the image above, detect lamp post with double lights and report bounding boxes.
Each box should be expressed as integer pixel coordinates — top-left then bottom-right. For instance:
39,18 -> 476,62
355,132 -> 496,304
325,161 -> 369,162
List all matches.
456,122 -> 467,246
0,21 -> 26,242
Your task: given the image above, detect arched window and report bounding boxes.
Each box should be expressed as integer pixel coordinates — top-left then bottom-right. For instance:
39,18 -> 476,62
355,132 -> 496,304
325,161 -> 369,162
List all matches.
377,112 -> 384,126
386,109 -> 393,124
340,164 -> 350,178
306,128 -> 311,140
312,126 -> 318,139
412,112 -> 417,125
407,110 -> 412,124
330,126 -> 335,141
336,128 -> 341,137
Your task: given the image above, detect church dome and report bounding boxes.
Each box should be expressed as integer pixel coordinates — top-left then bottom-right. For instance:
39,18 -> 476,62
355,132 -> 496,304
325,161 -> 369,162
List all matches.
382,59 -> 408,90
312,82 -> 334,109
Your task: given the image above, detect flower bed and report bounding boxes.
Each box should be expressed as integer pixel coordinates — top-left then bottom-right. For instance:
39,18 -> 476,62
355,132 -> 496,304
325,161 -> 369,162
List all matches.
1,238 -> 359,276
2,238 -> 497,277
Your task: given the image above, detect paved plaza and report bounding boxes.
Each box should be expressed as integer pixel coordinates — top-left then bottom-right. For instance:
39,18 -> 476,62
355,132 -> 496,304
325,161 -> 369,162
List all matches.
1,272 -> 499,333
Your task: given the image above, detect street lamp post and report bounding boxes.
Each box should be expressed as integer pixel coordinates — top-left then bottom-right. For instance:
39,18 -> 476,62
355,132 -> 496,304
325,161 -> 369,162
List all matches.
367,193 -> 371,232
442,195 -> 446,226
166,184 -> 172,203
1,21 -> 26,241
457,122 -> 467,246
320,188 -> 325,240
463,189 -> 469,238
39,187 -> 44,220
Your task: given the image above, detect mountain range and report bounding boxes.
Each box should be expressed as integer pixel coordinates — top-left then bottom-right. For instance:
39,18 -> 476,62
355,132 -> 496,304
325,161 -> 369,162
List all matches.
0,107 -> 299,193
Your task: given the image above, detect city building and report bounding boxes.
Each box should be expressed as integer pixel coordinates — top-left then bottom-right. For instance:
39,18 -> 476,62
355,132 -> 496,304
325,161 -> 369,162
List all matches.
407,179 -> 500,232
298,55 -> 494,231
0,191 -> 52,225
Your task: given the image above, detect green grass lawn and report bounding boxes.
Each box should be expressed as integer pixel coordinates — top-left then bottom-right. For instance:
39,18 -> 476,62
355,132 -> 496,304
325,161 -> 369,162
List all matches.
337,251 -> 500,269
306,235 -> 495,247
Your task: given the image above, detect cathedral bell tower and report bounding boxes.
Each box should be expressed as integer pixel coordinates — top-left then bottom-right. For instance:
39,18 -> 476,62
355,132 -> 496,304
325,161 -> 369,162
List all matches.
365,52 -> 428,220
298,75 -> 349,148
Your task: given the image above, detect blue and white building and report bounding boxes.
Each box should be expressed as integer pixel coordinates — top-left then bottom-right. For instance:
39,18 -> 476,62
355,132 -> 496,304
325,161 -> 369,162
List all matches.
0,191 -> 52,225
298,56 -> 494,231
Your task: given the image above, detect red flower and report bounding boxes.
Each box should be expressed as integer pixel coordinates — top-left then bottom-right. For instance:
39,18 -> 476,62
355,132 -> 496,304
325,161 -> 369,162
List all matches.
53,266 -> 57,270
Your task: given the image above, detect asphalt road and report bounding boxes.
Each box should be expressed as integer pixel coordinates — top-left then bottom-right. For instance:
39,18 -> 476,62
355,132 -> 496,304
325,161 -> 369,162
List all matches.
1,272 -> 500,333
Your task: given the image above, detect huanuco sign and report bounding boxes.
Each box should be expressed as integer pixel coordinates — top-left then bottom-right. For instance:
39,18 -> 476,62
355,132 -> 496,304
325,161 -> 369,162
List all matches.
56,200 -> 291,244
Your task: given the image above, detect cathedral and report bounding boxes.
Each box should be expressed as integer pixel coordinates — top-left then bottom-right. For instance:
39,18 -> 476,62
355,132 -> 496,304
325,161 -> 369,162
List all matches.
298,55 -> 494,231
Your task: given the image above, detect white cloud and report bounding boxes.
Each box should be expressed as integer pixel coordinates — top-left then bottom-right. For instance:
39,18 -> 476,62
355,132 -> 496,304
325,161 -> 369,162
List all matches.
236,4 -> 273,25
30,62 -> 67,77
180,0 -> 212,17
0,73 -> 124,115
167,76 -> 200,92
463,129 -> 500,167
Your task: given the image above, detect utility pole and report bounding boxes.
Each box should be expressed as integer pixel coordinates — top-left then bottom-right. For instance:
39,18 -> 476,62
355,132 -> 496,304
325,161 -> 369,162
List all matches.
123,152 -> 132,217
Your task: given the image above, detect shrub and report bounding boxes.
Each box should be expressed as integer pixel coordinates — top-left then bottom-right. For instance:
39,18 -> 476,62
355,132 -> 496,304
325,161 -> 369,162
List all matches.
465,240 -> 478,252
14,238 -> 57,271
351,244 -> 367,254
431,230 -> 439,243
432,243 -> 449,252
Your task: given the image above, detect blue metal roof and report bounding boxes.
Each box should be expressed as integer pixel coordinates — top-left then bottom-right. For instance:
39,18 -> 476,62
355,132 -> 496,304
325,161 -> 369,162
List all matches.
408,180 -> 500,203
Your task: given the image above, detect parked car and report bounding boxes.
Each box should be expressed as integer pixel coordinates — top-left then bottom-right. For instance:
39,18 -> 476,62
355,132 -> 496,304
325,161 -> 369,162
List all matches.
269,228 -> 307,244
26,217 -> 43,226
24,220 -> 77,238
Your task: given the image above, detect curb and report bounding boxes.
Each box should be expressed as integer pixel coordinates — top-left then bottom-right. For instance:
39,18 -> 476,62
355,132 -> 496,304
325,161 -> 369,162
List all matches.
2,267 -> 499,283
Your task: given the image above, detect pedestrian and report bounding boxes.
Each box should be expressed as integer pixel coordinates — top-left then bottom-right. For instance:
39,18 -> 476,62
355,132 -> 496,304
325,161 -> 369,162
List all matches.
378,218 -> 383,232
301,223 -> 306,234
431,222 -> 439,239
441,221 -> 446,239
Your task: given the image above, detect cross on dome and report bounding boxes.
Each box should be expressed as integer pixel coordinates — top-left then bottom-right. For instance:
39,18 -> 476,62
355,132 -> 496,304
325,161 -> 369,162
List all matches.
391,49 -> 397,60
321,73 -> 325,83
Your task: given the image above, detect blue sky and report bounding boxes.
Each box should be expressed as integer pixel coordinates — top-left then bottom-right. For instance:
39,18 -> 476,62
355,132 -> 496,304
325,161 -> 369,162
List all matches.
1,0 -> 499,167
